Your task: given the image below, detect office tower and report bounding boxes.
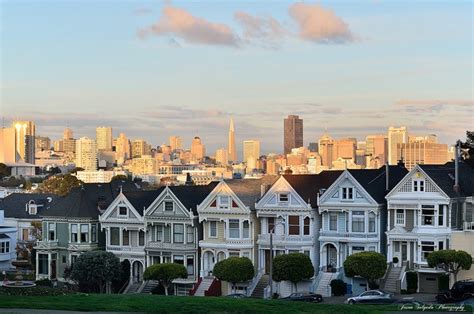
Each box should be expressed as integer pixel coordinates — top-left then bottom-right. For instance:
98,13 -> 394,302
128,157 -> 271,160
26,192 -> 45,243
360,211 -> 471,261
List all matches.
0,127 -> 16,163
366,135 -> 388,168
397,140 -> 449,170
191,136 -> 206,161
131,155 -> 157,175
334,138 -> 357,160
63,138 -> 76,154
115,133 -> 131,165
35,136 -> 51,152
75,137 -> 98,170
215,148 -> 228,165
243,140 -> 261,164
12,121 -> 35,164
284,115 -> 303,154
131,139 -> 151,158
169,136 -> 183,151
388,126 -> 408,165
63,128 -> 73,140
318,133 -> 334,168
96,127 -> 113,151
228,118 -> 237,163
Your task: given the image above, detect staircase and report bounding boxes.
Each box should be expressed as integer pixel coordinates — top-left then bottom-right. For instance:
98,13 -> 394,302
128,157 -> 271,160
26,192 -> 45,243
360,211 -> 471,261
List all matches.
124,281 -> 142,294
193,277 -> 214,297
315,272 -> 336,297
382,267 -> 402,294
251,275 -> 269,299
140,280 -> 159,294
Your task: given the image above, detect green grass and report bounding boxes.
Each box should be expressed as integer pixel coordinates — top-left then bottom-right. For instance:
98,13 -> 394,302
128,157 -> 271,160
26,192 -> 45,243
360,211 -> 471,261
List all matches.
0,294 -> 396,313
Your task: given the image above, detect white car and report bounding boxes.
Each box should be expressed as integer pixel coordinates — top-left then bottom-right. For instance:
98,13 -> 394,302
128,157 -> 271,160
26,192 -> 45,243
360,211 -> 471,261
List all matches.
346,290 -> 393,304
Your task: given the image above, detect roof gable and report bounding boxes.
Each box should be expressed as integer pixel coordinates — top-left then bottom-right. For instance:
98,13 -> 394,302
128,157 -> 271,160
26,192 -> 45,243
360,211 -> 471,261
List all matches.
255,176 -> 310,211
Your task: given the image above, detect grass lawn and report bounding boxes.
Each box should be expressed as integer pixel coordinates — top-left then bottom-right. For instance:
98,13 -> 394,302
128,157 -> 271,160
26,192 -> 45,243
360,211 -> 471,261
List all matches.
0,294 -> 397,313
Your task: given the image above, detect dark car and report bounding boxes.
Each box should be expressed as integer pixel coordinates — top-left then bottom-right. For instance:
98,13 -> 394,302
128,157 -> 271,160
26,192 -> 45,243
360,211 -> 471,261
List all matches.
436,280 -> 474,304
283,292 -> 323,303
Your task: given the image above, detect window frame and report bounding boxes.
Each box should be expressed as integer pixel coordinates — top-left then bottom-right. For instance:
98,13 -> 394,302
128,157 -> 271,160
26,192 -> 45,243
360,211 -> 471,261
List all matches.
342,187 -> 354,200
278,193 -> 289,203
421,205 -> 435,226
70,224 -> 78,243
368,212 -> 376,233
118,205 -> 128,217
395,209 -> 405,226
48,222 -> 56,241
303,217 -> 310,235
209,221 -> 217,238
242,221 -> 250,238
173,224 -> 184,243
352,211 -> 365,233
288,215 -> 300,235
80,224 -> 89,243
228,219 -> 240,239
329,213 -> 338,231
164,201 -> 174,212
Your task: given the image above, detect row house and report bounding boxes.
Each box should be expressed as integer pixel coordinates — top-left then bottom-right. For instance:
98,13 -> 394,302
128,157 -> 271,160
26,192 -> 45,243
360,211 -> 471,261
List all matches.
255,172 -> 342,297
317,165 -> 407,295
0,210 -> 16,270
385,161 -> 474,293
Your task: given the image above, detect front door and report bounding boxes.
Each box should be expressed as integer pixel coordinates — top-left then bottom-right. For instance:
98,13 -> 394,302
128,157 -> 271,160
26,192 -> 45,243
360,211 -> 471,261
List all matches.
401,242 -> 408,263
327,245 -> 337,270
265,250 -> 271,274
50,259 -> 57,279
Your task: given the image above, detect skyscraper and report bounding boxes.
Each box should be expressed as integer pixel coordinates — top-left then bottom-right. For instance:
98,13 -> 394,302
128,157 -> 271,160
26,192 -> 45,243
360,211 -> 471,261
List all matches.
284,115 -> 303,154
96,127 -> 113,151
0,127 -> 16,163
215,148 -> 228,165
131,139 -> 151,158
75,137 -> 98,170
388,126 -> 408,165
334,138 -> 357,161
13,121 -> 36,164
115,133 -> 131,165
396,140 -> 448,170
318,133 -> 334,168
243,140 -> 260,164
366,135 -> 388,168
228,117 -> 237,163
169,136 -> 183,151
63,128 -> 73,140
191,136 -> 206,161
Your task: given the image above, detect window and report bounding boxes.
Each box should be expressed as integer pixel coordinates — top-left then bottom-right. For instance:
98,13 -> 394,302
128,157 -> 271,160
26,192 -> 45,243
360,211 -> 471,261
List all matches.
413,180 -> 424,192
369,212 -> 376,233
174,224 -> 184,243
173,255 -> 184,265
62,255 -> 67,263
187,226 -> 194,243
38,254 -> 48,275
156,225 -> 163,241
352,246 -> 365,254
439,241 -> 444,250
164,225 -> 171,243
352,211 -> 365,232
122,229 -> 130,246
110,227 -> 120,245
71,224 -> 78,242
118,205 -> 127,216
80,224 -> 89,242
71,255 -> 78,265
139,230 -> 145,246
421,241 -> 435,261
229,219 -> 240,238
164,201 -> 174,211
396,209 -> 405,225
187,257 -> 194,275
422,205 -> 435,226
243,221 -> 250,238
267,217 -> 275,233
91,224 -> 97,242
288,216 -> 300,235
278,193 -> 289,202
368,246 -> 376,252
218,196 -> 229,209
329,213 -> 337,231
22,229 -> 29,241
209,221 -> 217,238
0,241 -> 9,253
229,251 -> 239,257
342,187 -> 354,200
28,204 -> 37,215
303,217 -> 310,235
48,223 -> 56,241
438,205 -> 444,226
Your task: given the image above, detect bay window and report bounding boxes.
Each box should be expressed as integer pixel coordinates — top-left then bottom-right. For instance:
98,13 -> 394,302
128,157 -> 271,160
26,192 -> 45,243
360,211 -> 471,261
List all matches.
369,212 -> 376,232
243,221 -> 250,238
163,225 -> 171,243
156,225 -> 163,242
303,217 -> 310,235
267,217 -> 275,233
396,209 -> 405,225
352,211 -> 365,232
139,230 -> 145,246
421,241 -> 435,262
110,227 -> 120,245
421,205 -> 435,226
91,224 -> 97,242
173,224 -> 184,243
187,226 -> 194,243
70,224 -> 78,242
80,224 -> 89,242
48,223 -> 56,241
288,216 -> 300,235
122,229 -> 130,246
229,219 -> 240,238
209,221 -> 217,238
329,213 -> 337,231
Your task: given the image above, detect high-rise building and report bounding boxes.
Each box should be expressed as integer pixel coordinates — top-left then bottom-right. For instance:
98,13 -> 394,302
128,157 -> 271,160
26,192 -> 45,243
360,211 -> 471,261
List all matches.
96,127 -> 113,151
318,133 -> 334,168
243,140 -> 260,165
388,126 -> 408,165
396,140 -> 449,170
115,133 -> 131,165
131,139 -> 151,158
228,118 -> 237,163
35,136 -> 51,152
334,138 -> 357,161
215,148 -> 228,165
12,121 -> 36,164
75,137 -> 98,171
366,135 -> 388,168
130,155 -> 157,175
284,115 -> 303,154
0,127 -> 16,163
191,136 -> 206,161
63,128 -> 73,140
63,138 -> 76,154
169,136 -> 183,151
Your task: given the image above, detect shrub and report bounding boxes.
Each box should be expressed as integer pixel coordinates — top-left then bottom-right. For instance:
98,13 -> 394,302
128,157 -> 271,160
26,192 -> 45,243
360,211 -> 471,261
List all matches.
406,271 -> 418,293
213,257 -> 254,294
343,251 -> 386,287
0,286 -> 71,296
273,253 -> 314,292
439,274 -> 450,292
35,279 -> 53,287
330,279 -> 346,296
143,263 -> 187,296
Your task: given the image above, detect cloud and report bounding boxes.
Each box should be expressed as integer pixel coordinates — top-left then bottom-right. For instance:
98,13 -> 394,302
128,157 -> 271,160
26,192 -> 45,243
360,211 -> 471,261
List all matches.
395,99 -> 474,107
288,2 -> 354,43
138,5 -> 239,46
234,11 -> 285,47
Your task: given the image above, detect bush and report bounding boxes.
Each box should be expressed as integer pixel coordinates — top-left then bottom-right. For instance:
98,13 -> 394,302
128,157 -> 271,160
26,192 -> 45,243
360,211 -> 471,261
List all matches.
330,279 -> 346,296
0,286 -> 71,296
439,274 -> 450,292
35,279 -> 53,287
406,271 -> 418,293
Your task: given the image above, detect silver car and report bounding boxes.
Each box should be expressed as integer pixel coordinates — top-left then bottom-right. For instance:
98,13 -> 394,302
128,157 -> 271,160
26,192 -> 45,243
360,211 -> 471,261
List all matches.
346,290 -> 393,304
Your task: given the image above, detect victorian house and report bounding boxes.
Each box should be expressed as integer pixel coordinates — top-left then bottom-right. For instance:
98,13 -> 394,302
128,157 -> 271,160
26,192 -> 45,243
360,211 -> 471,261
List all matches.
0,209 -> 16,271
255,172 -> 342,297
317,165 -> 407,296
385,161 -> 474,293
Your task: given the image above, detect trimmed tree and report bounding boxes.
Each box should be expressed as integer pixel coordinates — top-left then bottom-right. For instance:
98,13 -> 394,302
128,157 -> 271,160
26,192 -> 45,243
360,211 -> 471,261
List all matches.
273,253 -> 314,292
427,249 -> 472,283
70,251 -> 122,293
343,251 -> 386,289
143,263 -> 187,296
213,257 -> 254,294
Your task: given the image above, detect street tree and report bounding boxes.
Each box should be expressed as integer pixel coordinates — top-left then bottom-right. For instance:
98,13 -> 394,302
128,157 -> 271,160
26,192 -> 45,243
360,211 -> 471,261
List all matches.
343,251 -> 387,289
143,263 -> 187,296
213,257 -> 254,294
273,253 -> 314,292
427,249 -> 472,283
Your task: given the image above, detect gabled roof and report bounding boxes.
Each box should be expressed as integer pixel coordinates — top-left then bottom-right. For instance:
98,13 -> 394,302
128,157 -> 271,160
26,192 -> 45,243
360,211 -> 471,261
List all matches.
43,181 -> 143,219
283,171 -> 344,207
0,193 -> 57,219
122,188 -> 165,216
419,161 -> 474,198
348,165 -> 408,203
168,182 -> 219,215
224,176 -> 278,210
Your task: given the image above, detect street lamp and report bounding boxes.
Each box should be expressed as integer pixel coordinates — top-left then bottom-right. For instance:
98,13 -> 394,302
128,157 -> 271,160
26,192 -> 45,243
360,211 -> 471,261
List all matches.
269,217 -> 285,299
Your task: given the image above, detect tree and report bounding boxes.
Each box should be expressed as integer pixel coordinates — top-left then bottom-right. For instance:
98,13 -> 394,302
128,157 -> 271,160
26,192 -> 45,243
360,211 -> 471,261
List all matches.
111,174 -> 129,181
70,251 -> 122,293
143,263 -> 187,296
38,174 -> 82,196
343,251 -> 387,288
213,257 -> 254,294
460,131 -> 474,167
427,249 -> 472,283
273,253 -> 314,292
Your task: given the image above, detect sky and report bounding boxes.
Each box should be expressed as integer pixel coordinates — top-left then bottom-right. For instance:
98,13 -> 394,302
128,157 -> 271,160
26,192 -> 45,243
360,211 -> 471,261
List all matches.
1,0 -> 473,155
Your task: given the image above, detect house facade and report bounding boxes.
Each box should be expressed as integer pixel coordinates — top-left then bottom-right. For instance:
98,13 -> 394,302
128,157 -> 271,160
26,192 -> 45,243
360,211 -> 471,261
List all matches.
0,210 -> 16,271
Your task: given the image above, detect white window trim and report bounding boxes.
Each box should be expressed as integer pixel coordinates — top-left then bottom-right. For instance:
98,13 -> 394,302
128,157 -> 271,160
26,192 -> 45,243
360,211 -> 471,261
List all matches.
413,179 -> 425,192
217,195 -> 230,210
278,193 -> 289,203
395,209 -> 406,226
209,221 -> 218,238
117,205 -> 128,218
341,187 -> 354,201
164,201 -> 175,212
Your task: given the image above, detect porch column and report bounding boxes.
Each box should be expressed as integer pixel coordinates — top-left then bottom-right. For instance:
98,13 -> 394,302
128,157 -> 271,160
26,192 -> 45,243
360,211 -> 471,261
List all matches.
130,261 -> 133,283
35,251 -> 39,279
48,253 -> 51,280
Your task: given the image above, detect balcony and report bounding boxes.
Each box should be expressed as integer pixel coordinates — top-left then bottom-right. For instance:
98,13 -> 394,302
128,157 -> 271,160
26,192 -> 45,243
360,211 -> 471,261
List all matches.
106,245 -> 145,253
67,243 -> 99,251
200,238 -> 253,249
257,234 -> 314,245
146,241 -> 196,251
319,230 -> 379,239
35,240 -> 59,250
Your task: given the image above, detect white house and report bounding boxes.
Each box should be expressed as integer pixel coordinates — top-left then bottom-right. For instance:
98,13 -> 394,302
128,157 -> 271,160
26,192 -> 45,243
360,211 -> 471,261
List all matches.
0,210 -> 16,271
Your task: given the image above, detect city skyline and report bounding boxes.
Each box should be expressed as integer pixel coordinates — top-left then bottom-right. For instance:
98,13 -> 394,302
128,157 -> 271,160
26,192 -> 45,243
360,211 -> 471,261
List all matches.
2,1 -> 473,153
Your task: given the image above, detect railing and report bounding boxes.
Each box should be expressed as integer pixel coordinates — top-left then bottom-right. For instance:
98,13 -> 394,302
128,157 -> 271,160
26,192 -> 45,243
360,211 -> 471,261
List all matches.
118,278 -> 130,294
146,241 -> 196,250
204,278 -> 221,296
35,240 -> 59,250
106,245 -> 144,253
67,243 -> 98,251
189,277 -> 202,296
380,262 -> 392,289
319,231 -> 378,238
247,269 -> 264,297
464,222 -> 474,230
224,239 -> 253,246
257,234 -> 314,243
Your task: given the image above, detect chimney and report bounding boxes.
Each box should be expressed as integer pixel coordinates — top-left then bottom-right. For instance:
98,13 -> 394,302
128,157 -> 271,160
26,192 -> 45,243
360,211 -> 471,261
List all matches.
385,162 -> 390,191
454,140 -> 460,194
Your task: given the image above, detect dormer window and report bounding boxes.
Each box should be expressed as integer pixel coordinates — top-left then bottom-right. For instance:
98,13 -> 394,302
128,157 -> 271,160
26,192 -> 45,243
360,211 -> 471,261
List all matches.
164,201 -> 174,211
278,193 -> 289,203
218,196 -> 229,209
118,205 -> 128,217
342,187 -> 354,200
28,204 -> 37,215
413,180 -> 424,192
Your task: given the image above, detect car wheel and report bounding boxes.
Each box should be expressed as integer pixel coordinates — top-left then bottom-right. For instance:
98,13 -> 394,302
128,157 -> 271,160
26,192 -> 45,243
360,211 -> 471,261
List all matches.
349,300 -> 356,305
316,297 -> 323,303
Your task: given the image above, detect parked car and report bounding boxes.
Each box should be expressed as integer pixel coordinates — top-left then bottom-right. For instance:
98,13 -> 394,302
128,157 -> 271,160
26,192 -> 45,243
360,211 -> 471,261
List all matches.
226,293 -> 248,299
282,292 -> 323,303
346,290 -> 393,304
436,280 -> 474,304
